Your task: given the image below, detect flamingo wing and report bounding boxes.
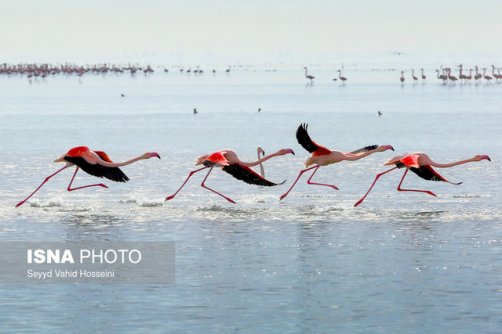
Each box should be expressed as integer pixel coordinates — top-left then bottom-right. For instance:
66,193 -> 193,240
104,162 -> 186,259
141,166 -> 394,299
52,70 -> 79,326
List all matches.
94,151 -> 113,162
409,165 -> 462,185
296,123 -> 331,155
222,164 -> 285,187
64,156 -> 129,182
351,145 -> 379,154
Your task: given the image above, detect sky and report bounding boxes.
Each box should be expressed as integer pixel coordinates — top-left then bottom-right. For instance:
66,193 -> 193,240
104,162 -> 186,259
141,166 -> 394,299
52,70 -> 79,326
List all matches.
1,0 -> 502,65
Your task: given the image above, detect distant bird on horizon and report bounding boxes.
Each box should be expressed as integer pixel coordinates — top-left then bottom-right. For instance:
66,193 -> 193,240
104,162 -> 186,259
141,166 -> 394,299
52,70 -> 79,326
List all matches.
303,67 -> 315,83
258,108 -> 261,112
421,68 -> 426,80
354,152 -> 491,207
412,69 -> 418,82
337,69 -> 347,83
120,93 -> 125,97
378,111 -> 383,116
193,108 -> 198,115
400,71 -> 405,83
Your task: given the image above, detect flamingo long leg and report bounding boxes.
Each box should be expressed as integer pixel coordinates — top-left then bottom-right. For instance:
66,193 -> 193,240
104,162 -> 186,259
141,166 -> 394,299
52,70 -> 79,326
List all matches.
200,167 -> 236,204
397,169 -> 437,197
15,165 -> 69,208
306,165 -> 339,190
67,167 -> 108,192
279,165 -> 318,200
354,167 -> 397,207
165,166 -> 209,201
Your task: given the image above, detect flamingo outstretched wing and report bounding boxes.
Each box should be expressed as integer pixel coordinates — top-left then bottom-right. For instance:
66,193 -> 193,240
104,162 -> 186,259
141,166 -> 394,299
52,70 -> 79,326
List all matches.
410,165 -> 462,185
351,145 -> 379,154
222,164 -> 285,187
296,124 -> 331,155
64,156 -> 129,182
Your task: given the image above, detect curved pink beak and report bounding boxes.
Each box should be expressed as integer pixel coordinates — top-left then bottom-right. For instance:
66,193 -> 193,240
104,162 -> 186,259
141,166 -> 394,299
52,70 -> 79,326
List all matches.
481,155 -> 491,161
150,152 -> 161,159
385,145 -> 395,151
286,149 -> 295,155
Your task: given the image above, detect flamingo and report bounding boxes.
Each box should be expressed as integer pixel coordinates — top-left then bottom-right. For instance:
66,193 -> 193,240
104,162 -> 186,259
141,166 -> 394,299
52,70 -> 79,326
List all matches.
474,66 -> 482,82
337,69 -> 347,83
304,67 -> 315,82
447,68 -> 458,83
436,69 -> 447,83
400,71 -> 405,83
226,65 -> 231,73
279,124 -> 394,200
165,148 -> 295,203
16,146 -> 160,208
412,69 -> 418,82
483,68 -> 492,82
354,153 -> 491,207
458,65 -> 467,81
421,68 -> 426,80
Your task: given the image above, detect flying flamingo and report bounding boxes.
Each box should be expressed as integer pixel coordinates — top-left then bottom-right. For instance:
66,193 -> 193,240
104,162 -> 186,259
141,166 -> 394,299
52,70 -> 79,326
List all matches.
337,69 -> 347,83
304,67 -> 315,83
165,148 -> 295,203
16,146 -> 160,208
354,152 -> 491,207
400,71 -> 405,83
279,124 -> 394,200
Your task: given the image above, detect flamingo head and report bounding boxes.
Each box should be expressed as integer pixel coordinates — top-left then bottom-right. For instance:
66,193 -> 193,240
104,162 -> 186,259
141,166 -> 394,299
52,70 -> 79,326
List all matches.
475,155 -> 491,162
257,147 -> 265,156
144,152 -> 161,159
383,145 -> 395,151
278,148 -> 295,156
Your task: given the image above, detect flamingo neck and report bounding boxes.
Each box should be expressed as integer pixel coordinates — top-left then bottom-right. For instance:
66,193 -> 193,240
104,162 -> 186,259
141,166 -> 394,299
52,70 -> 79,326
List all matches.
430,157 -> 478,168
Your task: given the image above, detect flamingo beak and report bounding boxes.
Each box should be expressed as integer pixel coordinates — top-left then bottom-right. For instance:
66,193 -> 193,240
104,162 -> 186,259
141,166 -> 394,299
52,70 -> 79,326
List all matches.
386,145 -> 395,151
482,155 -> 491,161
150,152 -> 161,159
54,155 -> 65,163
287,149 -> 295,155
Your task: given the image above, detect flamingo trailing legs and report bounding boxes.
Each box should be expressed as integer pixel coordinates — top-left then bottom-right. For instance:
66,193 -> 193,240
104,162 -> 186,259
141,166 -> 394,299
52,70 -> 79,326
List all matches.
354,152 -> 491,207
279,124 -> 394,200
166,148 -> 294,203
16,146 -> 160,207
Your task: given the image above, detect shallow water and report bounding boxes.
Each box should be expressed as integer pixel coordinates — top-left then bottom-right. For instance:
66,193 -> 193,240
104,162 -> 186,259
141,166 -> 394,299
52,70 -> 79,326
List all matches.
1,70 -> 501,333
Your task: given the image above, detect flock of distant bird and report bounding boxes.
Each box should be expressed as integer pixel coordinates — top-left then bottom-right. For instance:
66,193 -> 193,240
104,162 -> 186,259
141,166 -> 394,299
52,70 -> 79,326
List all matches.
400,65 -> 502,84
0,63 -> 231,79
2,62 -> 501,85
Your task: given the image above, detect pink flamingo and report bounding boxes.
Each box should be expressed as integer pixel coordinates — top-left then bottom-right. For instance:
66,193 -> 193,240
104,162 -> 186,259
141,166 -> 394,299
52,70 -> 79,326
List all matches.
16,146 -> 160,208
279,124 -> 394,200
337,69 -> 347,83
166,148 -> 294,203
354,153 -> 491,207
483,68 -> 493,82
400,71 -> 405,83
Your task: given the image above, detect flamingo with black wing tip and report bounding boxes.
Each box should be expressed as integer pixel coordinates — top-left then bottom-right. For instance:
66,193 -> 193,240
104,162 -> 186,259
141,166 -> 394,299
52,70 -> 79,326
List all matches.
165,148 -> 295,204
279,124 -> 394,200
354,152 -> 491,207
16,146 -> 160,207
